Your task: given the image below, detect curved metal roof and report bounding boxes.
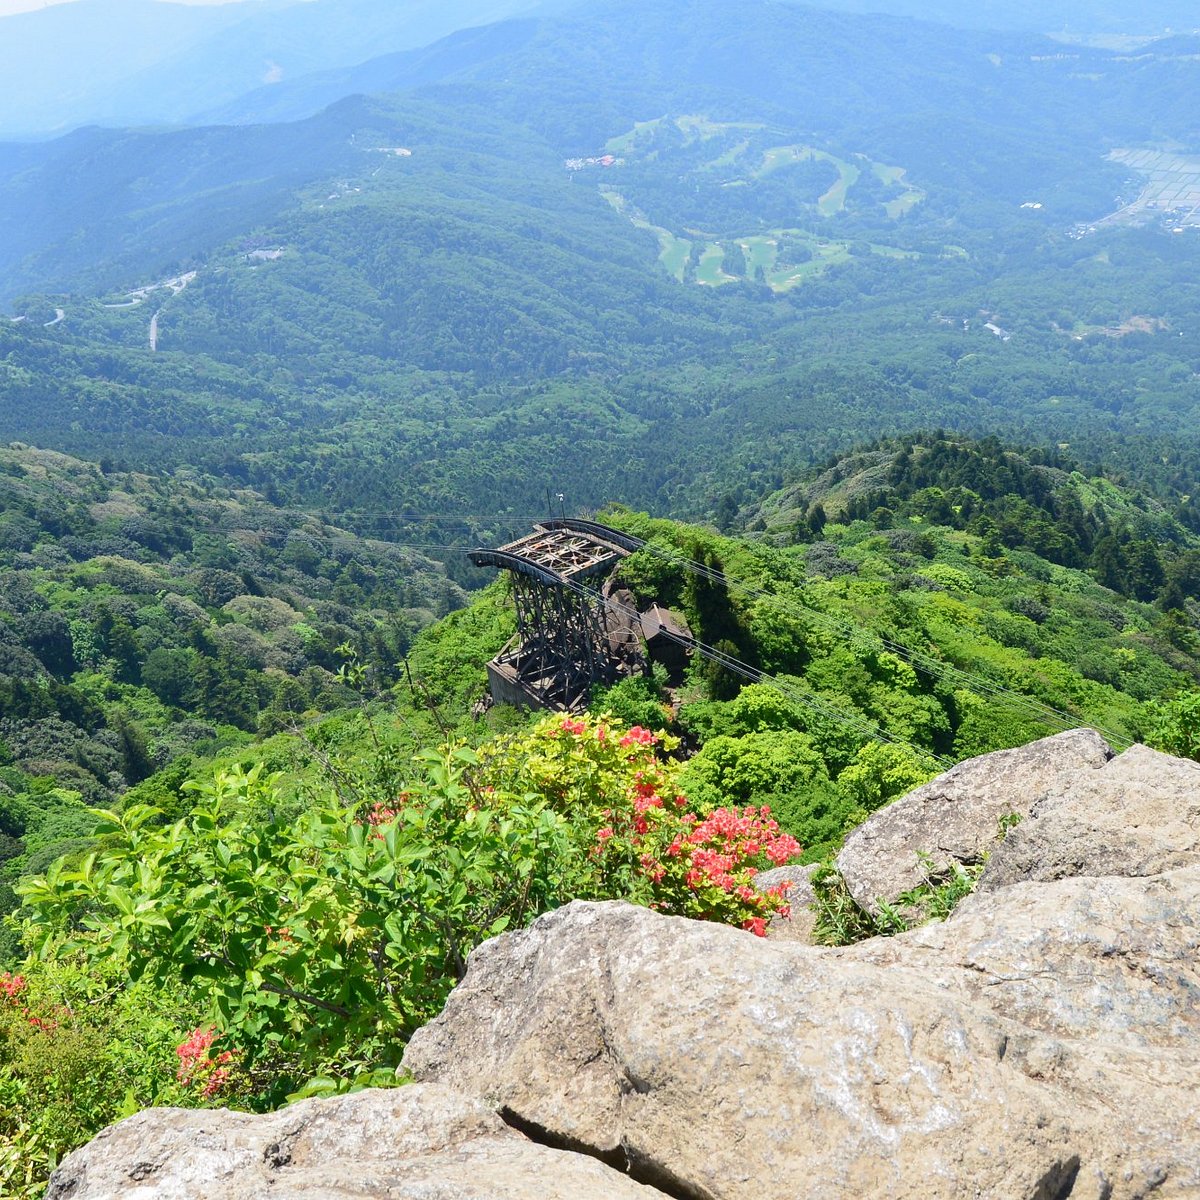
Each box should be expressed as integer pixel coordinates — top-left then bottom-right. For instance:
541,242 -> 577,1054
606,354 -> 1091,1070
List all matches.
468,520 -> 638,585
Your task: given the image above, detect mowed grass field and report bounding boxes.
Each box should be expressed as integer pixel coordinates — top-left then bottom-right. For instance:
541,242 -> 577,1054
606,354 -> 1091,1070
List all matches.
756,145 -> 860,216
755,145 -> 924,217
659,232 -> 692,278
598,117 -> 926,289
874,163 -> 926,218
737,233 -> 847,288
600,186 -> 693,281
694,243 -> 736,285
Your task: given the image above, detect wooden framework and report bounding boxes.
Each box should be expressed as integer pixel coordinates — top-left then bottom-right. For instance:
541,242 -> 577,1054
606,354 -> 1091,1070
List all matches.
469,520 -> 643,712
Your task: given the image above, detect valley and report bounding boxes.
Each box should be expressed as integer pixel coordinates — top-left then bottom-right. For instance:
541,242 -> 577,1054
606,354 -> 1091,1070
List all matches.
1098,147 -> 1200,230
1,1 -> 1200,1193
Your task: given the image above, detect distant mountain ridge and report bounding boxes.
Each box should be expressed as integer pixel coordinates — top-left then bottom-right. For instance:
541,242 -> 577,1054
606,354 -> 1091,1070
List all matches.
0,0 -> 548,138
795,0 -> 1200,34
5,0 -> 1198,297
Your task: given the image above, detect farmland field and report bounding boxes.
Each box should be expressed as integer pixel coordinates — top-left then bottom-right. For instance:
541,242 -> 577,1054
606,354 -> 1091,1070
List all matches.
1102,148 -> 1200,228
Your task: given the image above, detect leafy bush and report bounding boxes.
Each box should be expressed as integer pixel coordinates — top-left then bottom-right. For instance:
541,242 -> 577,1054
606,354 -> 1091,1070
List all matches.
21,757 -> 578,1101
590,672 -> 673,731
0,959 -> 197,1199
21,714 -> 802,1105
1145,691 -> 1200,761
836,741 -> 937,812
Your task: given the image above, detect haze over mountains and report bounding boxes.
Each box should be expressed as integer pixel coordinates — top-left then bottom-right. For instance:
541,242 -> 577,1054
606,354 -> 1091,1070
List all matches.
1,0 -> 1200,533
0,0 -> 551,137
2,0 -> 1198,140
807,0 -> 1200,34
3,0 -> 1198,293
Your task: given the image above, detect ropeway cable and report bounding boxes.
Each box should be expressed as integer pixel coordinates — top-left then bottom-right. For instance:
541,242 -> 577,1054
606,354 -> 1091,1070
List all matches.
609,530 -> 1133,749
558,574 -> 957,769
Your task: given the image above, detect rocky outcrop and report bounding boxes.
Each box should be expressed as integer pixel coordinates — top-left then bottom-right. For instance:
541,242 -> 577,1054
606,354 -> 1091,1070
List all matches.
49,732 -> 1200,1200
979,741 -> 1200,890
402,892 -> 1200,1200
46,1083 -> 673,1200
835,728 -> 1113,912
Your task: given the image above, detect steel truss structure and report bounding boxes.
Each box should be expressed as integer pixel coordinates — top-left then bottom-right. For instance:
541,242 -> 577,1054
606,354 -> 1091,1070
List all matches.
469,519 -> 644,712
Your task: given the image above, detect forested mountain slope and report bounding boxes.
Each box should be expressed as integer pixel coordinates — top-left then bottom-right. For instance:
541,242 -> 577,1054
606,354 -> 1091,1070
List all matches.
3,432 -> 1200,1193
749,433 -> 1200,607
1,0 -> 1199,534
0,443 -> 463,916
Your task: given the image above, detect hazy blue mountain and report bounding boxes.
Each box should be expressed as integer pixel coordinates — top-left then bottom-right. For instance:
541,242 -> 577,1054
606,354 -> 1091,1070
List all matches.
190,0 -> 1200,204
0,0 -> 277,137
0,99 -> 370,296
795,0 -> 1200,35
0,0 -> 547,138
2,0 -> 1198,299
189,18 -> 542,127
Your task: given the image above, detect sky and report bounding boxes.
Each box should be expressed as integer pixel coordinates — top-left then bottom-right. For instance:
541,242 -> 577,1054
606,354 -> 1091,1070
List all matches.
0,0 -> 252,14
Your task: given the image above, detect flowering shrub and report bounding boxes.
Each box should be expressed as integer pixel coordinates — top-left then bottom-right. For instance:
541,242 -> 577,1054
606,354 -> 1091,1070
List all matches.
0,957 -> 199,1200
474,714 -> 802,932
176,1027 -> 239,1100
587,786 -> 799,933
19,715 -> 802,1132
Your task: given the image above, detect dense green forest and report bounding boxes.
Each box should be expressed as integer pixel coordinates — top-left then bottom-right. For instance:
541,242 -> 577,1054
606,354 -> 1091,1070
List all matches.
0,443 -> 468,959
3,0 -> 1200,534
3,432 -> 1200,1193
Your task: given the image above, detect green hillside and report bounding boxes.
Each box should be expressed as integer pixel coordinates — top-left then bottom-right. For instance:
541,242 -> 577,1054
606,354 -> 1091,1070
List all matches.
4,433 -> 1200,1196
2,2 -> 1200,1190
0,443 -> 468,939
1,1 -> 1200,533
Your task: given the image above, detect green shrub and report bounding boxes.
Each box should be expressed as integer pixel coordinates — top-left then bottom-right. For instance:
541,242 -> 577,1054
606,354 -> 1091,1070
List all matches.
0,958 -> 197,1198
1145,691 -> 1200,761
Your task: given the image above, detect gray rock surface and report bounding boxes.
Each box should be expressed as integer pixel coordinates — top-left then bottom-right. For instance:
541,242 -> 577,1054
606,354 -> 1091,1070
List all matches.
846,865 -> 1200,1048
403,897 -> 1200,1200
754,863 -> 817,942
979,742 -> 1200,890
836,728 -> 1113,911
46,1083 -> 671,1200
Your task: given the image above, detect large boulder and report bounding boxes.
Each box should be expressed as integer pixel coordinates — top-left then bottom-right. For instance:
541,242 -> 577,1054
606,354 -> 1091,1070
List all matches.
979,742 -> 1200,891
46,1083 -> 672,1200
403,897 -> 1200,1200
847,865 -> 1200,1049
835,728 -> 1112,912
48,735 -> 1200,1200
